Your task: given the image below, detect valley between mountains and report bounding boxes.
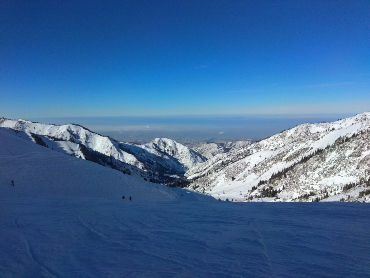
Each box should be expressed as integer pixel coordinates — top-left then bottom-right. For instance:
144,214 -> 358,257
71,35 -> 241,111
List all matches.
1,112 -> 370,203
1,114 -> 370,278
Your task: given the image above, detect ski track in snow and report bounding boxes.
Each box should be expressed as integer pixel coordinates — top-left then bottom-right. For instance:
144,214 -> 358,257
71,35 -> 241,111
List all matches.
2,198 -> 370,277
110,209 -> 217,276
13,214 -> 60,278
252,224 -> 275,277
1,118 -> 370,277
80,208 -> 191,275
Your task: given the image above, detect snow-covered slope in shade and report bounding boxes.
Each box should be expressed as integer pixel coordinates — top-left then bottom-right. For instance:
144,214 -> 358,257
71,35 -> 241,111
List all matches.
186,112 -> 370,202
0,128 -> 211,202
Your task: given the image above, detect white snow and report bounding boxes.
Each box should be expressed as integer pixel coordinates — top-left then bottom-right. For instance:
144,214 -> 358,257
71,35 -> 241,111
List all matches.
140,137 -> 206,170
0,118 -> 147,170
0,118 -> 209,182
186,112 -> 370,202
1,127 -> 370,277
0,128 -> 179,201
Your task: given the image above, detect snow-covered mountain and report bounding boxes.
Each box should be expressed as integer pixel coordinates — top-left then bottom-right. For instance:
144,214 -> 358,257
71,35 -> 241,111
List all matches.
0,127 -> 183,201
120,138 -> 206,176
188,140 -> 253,159
2,112 -> 370,202
0,118 -> 206,183
186,112 -> 370,202
2,127 -> 369,277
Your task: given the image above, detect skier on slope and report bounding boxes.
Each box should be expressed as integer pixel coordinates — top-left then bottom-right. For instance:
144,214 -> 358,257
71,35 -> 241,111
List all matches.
122,195 -> 125,200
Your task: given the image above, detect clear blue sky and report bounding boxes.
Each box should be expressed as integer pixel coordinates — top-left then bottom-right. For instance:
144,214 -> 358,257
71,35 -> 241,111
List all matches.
1,0 -> 369,118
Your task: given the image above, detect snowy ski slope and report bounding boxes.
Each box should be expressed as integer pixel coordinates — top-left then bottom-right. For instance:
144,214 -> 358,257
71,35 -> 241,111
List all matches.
1,127 -> 370,277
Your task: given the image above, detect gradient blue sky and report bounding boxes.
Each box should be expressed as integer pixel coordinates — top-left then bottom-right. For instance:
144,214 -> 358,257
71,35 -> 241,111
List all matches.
1,0 -> 370,118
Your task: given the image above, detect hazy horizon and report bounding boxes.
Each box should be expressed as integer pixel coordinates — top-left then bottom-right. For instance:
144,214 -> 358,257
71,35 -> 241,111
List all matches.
26,113 -> 355,143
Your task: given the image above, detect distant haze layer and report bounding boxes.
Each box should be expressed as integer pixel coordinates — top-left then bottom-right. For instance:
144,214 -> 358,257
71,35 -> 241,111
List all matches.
31,114 -> 354,143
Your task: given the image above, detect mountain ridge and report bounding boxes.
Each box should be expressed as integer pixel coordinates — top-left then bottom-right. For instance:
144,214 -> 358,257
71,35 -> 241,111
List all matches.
185,112 -> 370,202
2,112 -> 370,202
0,117 -> 206,183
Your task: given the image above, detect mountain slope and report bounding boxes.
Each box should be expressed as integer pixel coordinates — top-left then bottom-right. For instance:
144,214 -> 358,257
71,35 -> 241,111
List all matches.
0,127 -> 212,202
186,112 -> 370,202
0,118 -> 206,183
0,128 -> 173,200
139,138 -> 206,172
188,140 -> 253,159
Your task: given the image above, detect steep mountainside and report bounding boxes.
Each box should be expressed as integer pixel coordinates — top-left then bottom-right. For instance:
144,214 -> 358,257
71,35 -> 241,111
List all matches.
3,113 -> 370,202
129,138 -> 206,173
0,128 -> 180,201
0,118 -> 205,183
118,138 -> 207,181
189,140 -> 253,159
186,112 -> 370,202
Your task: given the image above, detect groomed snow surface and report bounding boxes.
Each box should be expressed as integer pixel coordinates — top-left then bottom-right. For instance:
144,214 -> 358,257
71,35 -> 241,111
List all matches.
1,128 -> 370,277
3,198 -> 370,277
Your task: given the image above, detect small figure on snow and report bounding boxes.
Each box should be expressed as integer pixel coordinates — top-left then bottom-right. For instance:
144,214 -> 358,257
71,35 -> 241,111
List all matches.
11,180 -> 14,186
129,196 -> 132,201
122,195 -> 125,200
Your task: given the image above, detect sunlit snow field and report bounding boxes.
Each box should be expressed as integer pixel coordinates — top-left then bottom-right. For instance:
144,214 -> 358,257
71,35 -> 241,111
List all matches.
1,198 -> 370,277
